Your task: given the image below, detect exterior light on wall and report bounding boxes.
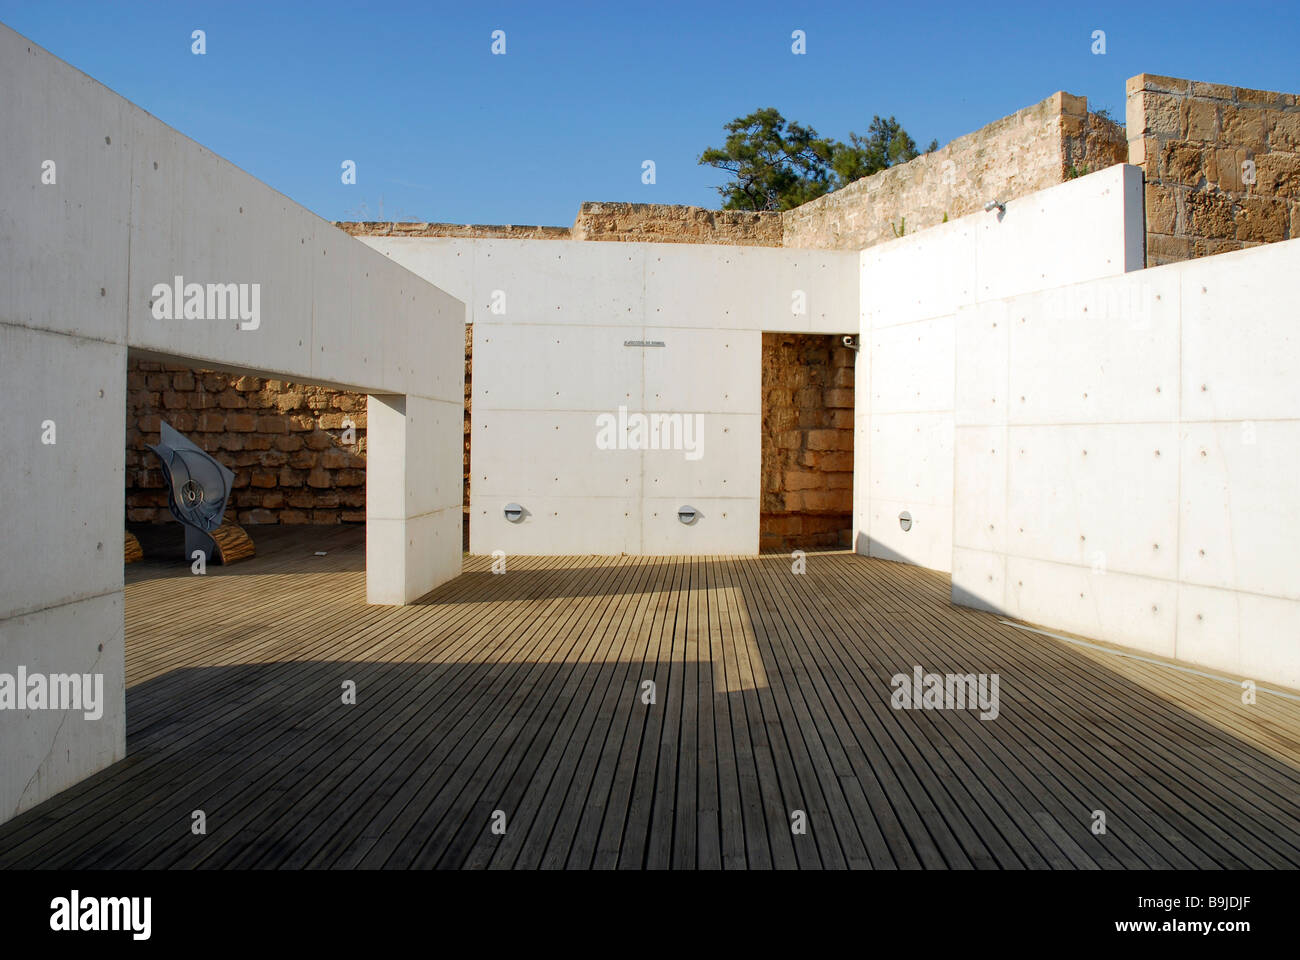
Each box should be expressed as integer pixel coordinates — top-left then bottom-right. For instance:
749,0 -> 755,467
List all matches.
504,503 -> 525,523
899,510 -> 913,532
677,505 -> 699,525
983,199 -> 1006,215
842,335 -> 859,351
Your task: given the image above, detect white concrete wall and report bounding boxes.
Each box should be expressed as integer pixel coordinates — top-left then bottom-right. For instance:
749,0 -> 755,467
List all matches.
953,237 -> 1300,689
0,24 -> 463,823
856,164 -> 1145,571
362,237 -> 859,555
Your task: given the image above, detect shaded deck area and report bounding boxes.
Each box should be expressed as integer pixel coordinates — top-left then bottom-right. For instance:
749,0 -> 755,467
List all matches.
3,525 -> 1299,869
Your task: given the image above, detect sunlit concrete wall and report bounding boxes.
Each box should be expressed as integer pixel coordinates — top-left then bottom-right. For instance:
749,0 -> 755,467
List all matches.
0,24 -> 463,823
953,238 -> 1300,689
855,164 -> 1145,572
360,237 -> 859,555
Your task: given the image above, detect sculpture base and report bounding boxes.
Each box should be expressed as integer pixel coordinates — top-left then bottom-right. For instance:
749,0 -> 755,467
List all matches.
185,521 -> 255,565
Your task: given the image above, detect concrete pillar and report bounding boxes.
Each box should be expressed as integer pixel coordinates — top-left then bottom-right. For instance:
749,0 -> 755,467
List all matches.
365,394 -> 462,604
0,326 -> 128,820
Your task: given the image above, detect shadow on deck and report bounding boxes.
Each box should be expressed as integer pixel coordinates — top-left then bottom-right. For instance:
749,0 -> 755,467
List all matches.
3,525 -> 1298,869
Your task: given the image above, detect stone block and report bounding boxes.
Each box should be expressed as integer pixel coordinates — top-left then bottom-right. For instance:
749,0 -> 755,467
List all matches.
1129,74 -> 1191,96
1268,111 -> 1300,151
1146,182 -> 1178,233
1146,233 -> 1192,264
1191,81 -> 1235,101
319,449 -> 352,469
1185,192 -> 1236,239
784,470 -> 822,492
1220,105 -> 1267,147
1256,153 -> 1300,198
1236,196 -> 1289,242
807,429 -> 851,451
1182,100 -> 1218,140
1162,141 -> 1204,183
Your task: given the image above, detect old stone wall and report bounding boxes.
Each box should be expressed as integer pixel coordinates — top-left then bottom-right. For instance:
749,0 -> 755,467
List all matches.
336,202 -> 782,247
780,93 -> 1125,251
335,221 -> 571,240
1127,73 -> 1300,265
125,358 -> 366,525
760,334 -> 855,552
571,201 -> 782,245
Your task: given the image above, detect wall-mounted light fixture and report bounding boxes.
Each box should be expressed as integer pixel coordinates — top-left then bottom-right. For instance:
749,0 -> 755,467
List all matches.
842,335 -> 859,351
983,199 -> 1006,215
504,503 -> 525,523
899,510 -> 913,532
677,505 -> 699,525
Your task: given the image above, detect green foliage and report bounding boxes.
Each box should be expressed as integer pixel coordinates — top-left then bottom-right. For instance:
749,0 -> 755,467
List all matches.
891,217 -> 906,237
831,116 -> 936,186
697,108 -> 835,211
699,109 -> 936,211
1066,163 -> 1091,180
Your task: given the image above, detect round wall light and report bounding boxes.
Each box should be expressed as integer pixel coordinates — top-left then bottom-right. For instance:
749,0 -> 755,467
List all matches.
899,510 -> 913,532
504,503 -> 525,523
677,505 -> 699,525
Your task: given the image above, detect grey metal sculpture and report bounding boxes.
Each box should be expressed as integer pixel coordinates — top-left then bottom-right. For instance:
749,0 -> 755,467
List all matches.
147,421 -> 252,564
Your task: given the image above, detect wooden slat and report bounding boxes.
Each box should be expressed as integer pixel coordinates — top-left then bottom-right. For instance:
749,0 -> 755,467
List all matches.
2,528 -> 1298,870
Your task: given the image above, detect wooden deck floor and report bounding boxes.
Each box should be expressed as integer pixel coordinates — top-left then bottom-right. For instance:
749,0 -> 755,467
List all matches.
3,525 -> 1299,869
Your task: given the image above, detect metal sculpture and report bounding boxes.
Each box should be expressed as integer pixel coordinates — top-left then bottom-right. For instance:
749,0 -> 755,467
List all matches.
147,421 -> 254,564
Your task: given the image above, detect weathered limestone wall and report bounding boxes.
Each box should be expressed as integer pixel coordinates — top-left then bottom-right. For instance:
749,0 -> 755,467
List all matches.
337,221 -> 571,240
760,334 -> 856,551
125,358 -> 367,525
571,201 -> 782,245
781,93 -> 1127,251
1127,73 -> 1300,265
336,202 -> 783,247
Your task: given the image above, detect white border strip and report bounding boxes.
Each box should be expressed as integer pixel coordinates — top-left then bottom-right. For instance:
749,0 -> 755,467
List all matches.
997,620 -> 1300,704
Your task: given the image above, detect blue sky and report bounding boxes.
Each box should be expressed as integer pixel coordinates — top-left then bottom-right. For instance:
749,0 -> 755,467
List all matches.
3,1 -> 1297,225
